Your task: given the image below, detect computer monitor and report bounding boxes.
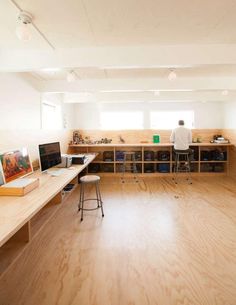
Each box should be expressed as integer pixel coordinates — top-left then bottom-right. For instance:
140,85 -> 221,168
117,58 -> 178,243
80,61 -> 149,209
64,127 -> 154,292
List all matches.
39,142 -> 62,172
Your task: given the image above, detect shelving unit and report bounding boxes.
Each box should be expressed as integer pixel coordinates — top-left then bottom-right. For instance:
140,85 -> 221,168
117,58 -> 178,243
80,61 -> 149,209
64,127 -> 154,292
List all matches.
69,143 -> 231,176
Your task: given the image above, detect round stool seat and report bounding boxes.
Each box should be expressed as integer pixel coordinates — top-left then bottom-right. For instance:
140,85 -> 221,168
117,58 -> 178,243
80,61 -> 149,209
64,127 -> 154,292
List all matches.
80,175 -> 100,183
175,151 -> 189,155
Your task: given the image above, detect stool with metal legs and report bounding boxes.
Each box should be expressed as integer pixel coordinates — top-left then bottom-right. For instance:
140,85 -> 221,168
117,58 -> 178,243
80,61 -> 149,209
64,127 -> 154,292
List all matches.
78,175 -> 104,221
173,150 -> 192,184
121,151 -> 138,183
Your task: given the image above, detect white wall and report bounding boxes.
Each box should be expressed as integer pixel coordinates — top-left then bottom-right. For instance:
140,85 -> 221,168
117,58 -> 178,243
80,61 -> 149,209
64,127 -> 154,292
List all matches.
73,101 -> 224,130
42,93 -> 75,129
0,74 -> 74,161
0,74 -> 75,130
0,73 -> 41,129
223,101 -> 236,129
0,74 -> 226,131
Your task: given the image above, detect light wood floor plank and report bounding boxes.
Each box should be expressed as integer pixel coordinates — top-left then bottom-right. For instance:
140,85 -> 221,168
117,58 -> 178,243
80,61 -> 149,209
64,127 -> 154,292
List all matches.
0,177 -> 236,305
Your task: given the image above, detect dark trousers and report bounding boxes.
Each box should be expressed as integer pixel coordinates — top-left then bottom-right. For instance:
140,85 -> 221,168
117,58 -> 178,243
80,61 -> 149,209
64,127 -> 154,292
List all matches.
173,148 -> 194,161
173,148 -> 194,154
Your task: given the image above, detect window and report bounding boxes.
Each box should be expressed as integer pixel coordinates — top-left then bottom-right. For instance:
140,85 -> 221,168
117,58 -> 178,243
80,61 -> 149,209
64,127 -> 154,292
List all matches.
150,111 -> 194,129
100,111 -> 143,130
42,102 -> 62,129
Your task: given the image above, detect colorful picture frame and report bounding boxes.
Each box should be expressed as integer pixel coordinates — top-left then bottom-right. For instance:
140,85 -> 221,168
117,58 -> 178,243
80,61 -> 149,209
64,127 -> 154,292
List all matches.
0,162 -> 4,186
0,148 -> 33,183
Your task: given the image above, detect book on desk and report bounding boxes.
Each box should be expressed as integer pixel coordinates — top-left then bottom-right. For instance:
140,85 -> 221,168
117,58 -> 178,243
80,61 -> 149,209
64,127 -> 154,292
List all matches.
0,177 -> 39,196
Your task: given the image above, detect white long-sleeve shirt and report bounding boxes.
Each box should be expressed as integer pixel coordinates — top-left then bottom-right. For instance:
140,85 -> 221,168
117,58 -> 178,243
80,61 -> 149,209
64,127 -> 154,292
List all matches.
170,126 -> 192,150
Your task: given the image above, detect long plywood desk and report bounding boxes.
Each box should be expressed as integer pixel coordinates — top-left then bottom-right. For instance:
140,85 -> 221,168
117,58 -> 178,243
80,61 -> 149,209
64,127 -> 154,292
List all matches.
0,154 -> 95,277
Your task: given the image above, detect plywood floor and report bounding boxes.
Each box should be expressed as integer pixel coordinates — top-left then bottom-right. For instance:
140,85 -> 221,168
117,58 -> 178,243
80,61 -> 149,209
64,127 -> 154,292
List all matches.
1,176 -> 236,305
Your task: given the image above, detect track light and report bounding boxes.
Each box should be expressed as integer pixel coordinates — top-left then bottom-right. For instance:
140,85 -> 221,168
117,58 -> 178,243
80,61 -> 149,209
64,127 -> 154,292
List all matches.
16,11 -> 33,42
168,69 -> 177,81
67,70 -> 77,82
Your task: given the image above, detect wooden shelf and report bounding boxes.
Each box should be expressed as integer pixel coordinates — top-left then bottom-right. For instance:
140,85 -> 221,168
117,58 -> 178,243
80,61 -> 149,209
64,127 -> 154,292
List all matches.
92,160 -> 115,163
143,161 -> 170,163
116,161 -> 143,163
171,160 -> 199,163
69,144 -> 230,176
200,160 -> 227,163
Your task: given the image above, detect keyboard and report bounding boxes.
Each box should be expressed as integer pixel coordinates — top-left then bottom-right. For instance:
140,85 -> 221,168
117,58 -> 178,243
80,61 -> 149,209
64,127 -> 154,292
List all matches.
48,169 -> 66,176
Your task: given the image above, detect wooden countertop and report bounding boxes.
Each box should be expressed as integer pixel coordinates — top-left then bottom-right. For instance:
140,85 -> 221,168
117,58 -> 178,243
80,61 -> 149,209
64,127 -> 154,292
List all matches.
69,142 -> 232,147
0,154 -> 95,248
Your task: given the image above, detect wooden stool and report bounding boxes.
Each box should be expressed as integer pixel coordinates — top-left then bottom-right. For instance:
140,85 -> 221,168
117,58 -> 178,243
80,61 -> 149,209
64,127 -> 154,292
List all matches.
121,151 -> 138,183
173,150 -> 192,184
78,175 -> 104,221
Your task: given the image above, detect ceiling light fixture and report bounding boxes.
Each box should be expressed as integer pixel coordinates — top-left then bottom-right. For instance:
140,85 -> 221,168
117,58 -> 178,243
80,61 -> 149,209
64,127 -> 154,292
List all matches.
16,11 -> 32,41
168,69 -> 177,81
221,90 -> 229,96
67,70 -> 77,82
9,0 -> 55,49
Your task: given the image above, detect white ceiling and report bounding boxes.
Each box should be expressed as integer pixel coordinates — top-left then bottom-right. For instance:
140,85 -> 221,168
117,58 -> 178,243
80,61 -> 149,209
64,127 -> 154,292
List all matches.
1,0 -> 236,49
1,0 -> 236,103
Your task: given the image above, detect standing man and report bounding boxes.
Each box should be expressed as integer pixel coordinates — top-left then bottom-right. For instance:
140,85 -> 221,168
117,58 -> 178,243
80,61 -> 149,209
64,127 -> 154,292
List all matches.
170,120 -> 192,152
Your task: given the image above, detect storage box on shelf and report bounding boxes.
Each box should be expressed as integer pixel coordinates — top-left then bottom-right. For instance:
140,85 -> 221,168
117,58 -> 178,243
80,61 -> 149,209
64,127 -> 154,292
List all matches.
88,163 -> 101,173
157,163 -> 170,173
116,163 -> 142,173
114,145 -> 142,174
199,145 -> 228,174
68,143 -> 231,176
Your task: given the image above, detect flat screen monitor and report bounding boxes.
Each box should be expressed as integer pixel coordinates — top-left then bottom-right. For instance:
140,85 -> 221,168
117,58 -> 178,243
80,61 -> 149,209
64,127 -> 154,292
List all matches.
39,142 -> 62,172
0,147 -> 33,183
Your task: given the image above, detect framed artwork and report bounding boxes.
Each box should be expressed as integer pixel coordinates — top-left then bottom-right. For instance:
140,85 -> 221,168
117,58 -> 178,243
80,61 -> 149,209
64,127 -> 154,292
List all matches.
0,148 -> 33,183
0,162 -> 4,186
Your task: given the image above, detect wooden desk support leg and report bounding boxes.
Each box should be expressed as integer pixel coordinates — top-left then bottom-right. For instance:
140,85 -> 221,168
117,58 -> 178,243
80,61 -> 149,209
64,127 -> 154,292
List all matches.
11,221 -> 31,243
49,192 -> 62,205
70,177 -> 78,185
227,146 -> 230,175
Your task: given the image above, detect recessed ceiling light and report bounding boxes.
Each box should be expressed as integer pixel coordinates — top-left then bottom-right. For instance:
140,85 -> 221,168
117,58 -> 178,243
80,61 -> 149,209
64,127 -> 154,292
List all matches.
168,69 -> 177,81
221,90 -> 229,96
67,70 -> 77,82
168,71 -> 177,81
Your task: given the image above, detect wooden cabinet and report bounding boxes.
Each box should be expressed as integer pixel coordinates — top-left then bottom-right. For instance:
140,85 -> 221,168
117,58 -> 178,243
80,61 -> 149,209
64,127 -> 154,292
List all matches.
69,143 -> 231,175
